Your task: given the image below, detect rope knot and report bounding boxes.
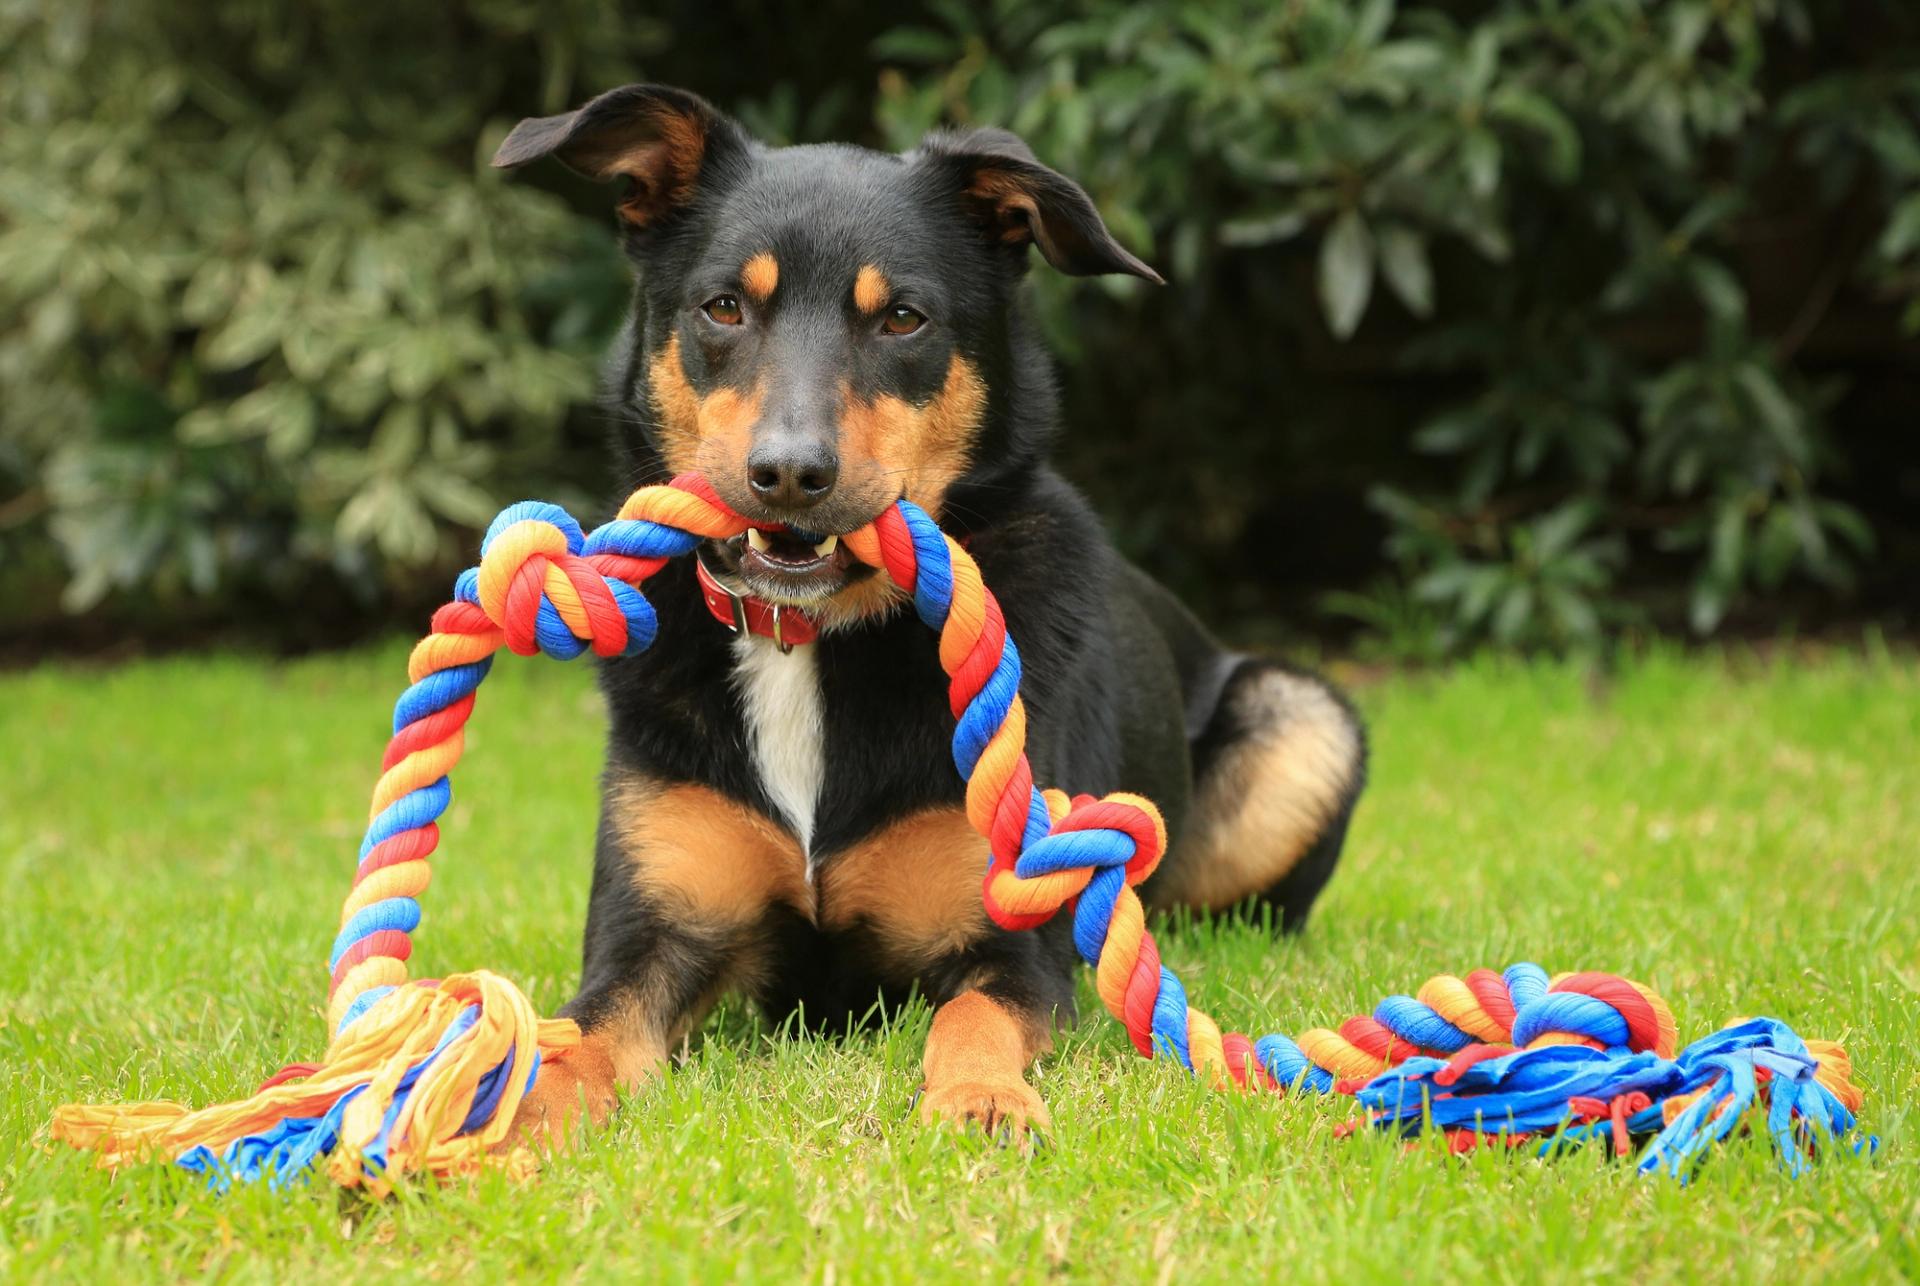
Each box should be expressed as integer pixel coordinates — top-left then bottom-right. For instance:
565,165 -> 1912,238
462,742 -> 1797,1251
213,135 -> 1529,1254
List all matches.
983,791 -> 1168,927
465,502 -> 656,660
1512,970 -> 1679,1057
1021,793 -> 1167,885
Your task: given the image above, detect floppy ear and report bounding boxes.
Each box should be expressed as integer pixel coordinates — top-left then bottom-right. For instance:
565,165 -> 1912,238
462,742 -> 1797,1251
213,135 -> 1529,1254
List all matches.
917,128 -> 1163,283
491,84 -> 749,228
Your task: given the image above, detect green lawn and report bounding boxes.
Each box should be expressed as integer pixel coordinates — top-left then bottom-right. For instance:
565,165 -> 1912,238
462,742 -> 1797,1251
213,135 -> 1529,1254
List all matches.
1,644 -> 1915,1282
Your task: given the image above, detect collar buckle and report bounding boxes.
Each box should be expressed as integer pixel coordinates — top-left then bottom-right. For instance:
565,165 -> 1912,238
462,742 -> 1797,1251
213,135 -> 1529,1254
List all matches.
695,546 -> 804,653
723,581 -> 752,638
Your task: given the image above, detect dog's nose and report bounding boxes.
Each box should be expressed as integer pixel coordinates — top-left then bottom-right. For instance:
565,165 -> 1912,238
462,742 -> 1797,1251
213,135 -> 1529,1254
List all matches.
746,442 -> 838,510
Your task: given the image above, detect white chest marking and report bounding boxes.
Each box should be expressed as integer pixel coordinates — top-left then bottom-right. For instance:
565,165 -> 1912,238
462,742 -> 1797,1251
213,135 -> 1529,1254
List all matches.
730,635 -> 826,864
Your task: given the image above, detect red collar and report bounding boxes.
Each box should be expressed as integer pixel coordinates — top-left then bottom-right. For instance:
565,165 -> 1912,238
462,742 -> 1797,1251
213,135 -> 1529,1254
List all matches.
694,552 -> 818,651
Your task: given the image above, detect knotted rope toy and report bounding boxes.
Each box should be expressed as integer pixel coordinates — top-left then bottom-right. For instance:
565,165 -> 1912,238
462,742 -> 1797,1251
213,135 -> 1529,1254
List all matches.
50,475 -> 1872,1190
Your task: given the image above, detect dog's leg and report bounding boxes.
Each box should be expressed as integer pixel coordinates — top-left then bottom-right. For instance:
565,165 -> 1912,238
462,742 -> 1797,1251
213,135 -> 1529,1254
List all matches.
507,925 -> 730,1149
506,769 -> 809,1148
810,805 -> 1070,1139
918,988 -> 1055,1139
511,989 -> 676,1147
1146,659 -> 1366,929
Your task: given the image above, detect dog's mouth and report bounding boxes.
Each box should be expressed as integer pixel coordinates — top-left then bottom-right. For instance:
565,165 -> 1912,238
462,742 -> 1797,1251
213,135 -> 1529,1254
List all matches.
707,526 -> 866,605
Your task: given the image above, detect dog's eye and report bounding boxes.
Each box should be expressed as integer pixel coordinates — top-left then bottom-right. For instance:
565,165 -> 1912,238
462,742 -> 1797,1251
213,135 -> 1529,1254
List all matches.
882,305 -> 926,336
702,296 -> 744,326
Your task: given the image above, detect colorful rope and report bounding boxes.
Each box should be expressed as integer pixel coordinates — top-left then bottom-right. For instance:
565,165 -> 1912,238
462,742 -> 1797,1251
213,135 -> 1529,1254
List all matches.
325,480 -> 740,1032
50,475 -> 1872,1190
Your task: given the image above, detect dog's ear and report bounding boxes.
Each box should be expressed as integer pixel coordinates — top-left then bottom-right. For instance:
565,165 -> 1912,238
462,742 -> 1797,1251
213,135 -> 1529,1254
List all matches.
917,127 -> 1163,283
492,84 -> 749,228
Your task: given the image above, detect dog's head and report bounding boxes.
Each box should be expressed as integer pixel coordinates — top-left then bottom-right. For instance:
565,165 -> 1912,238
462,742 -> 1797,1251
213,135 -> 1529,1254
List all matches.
494,84 -> 1158,618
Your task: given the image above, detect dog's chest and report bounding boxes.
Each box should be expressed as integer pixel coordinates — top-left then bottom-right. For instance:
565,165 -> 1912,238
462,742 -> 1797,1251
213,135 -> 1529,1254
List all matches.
730,635 -> 826,863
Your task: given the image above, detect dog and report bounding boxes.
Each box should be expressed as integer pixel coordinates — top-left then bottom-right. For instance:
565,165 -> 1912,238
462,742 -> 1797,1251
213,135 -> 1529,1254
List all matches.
491,84 -> 1366,1142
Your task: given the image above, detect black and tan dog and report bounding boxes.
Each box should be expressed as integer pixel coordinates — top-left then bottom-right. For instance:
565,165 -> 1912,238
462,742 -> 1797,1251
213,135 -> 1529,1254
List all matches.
491,84 -> 1366,1142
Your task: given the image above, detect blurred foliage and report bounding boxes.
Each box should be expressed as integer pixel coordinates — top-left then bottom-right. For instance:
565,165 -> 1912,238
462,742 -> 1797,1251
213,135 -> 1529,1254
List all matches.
873,0 -> 1916,652
2,0 -> 1917,653
0,0 -> 644,615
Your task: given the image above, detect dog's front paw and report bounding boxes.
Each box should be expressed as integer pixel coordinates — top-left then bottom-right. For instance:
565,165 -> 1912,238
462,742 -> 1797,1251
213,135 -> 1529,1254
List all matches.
495,1050 -> 618,1154
917,1079 -> 1052,1142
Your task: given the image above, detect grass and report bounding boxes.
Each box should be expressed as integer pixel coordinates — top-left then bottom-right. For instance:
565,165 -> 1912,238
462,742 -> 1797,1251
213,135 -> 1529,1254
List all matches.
1,642 -> 1916,1282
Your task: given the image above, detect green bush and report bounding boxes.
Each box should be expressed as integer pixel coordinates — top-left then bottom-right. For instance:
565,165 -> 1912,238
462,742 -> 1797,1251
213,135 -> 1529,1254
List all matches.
3,0 -> 1916,651
873,0 -> 1916,650
0,1 -> 646,614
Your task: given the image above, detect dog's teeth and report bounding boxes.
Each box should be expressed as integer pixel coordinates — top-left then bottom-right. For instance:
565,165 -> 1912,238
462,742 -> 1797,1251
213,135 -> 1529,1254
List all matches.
812,534 -> 839,557
747,528 -> 770,553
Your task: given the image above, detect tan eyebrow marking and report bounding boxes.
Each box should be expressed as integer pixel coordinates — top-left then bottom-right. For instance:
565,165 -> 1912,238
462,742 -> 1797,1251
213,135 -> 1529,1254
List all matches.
741,252 -> 779,302
853,264 -> 890,314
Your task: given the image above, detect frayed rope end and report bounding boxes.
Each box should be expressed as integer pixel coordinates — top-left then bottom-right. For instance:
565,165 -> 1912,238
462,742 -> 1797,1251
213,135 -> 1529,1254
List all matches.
50,971 -> 577,1194
1349,1016 -> 1874,1180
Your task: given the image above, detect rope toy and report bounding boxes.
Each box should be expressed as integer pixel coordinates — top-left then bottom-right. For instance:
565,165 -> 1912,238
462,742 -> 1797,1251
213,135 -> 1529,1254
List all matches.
50,475 -> 1872,1190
